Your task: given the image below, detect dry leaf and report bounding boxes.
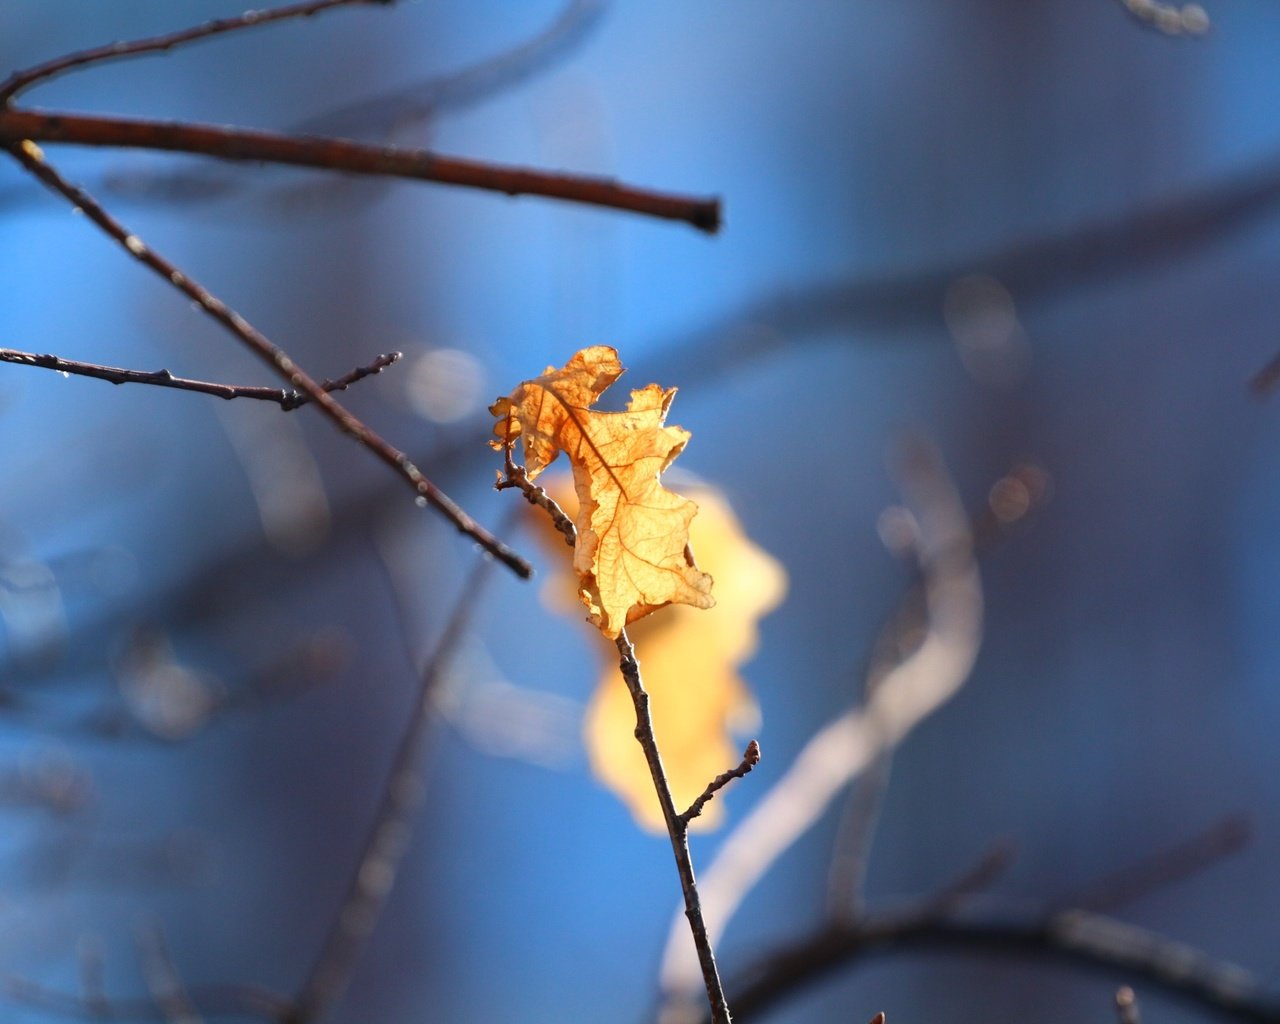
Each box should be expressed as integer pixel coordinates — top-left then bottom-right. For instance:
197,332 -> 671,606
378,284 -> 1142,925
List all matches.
534,477 -> 787,832
491,346 -> 714,638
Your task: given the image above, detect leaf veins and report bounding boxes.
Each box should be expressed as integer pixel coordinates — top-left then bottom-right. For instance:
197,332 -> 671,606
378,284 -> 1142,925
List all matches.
491,345 -> 715,637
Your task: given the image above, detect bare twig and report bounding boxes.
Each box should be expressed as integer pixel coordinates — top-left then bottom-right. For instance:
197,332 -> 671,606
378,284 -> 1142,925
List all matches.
0,110 -> 720,233
0,0 -> 386,105
496,460 -> 739,1024
5,141 -> 530,578
0,347 -> 400,410
720,911 -> 1280,1024
286,554 -> 497,1024
680,740 -> 761,827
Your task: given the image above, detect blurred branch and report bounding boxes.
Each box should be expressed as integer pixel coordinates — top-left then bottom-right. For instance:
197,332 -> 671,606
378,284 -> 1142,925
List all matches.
639,153 -> 1280,386
716,818 -> 1262,1023
827,465 -> 1048,921
5,140 -> 531,579
0,974 -> 289,1021
0,111 -> 720,232
286,554 -> 497,1024
720,910 -> 1280,1024
295,0 -> 605,141
0,0 -> 387,104
1115,0 -> 1210,36
136,923 -> 202,1024
659,439 -> 982,1021
1054,815 -> 1252,915
0,347 -> 401,410
1116,985 -> 1143,1024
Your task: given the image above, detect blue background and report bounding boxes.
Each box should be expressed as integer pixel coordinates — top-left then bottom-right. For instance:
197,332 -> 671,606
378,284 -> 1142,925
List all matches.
2,2 -> 1279,1022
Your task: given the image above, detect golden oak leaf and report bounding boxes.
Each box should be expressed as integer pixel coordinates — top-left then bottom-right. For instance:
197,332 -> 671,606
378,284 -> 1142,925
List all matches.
534,477 -> 787,832
491,346 -> 714,638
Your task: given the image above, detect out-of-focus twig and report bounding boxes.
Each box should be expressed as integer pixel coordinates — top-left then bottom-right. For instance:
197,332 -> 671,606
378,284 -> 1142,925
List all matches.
136,923 -> 202,1024
0,973 -> 289,1021
659,438 -> 982,1023
680,740 -> 760,827
1053,815 -> 1252,915
718,910 -> 1280,1024
1115,0 -> 1210,36
286,554 -> 497,1024
1116,985 -> 1142,1024
0,111 -> 720,233
0,0 -> 385,104
0,347 -> 401,410
5,140 -> 530,578
827,465 -> 1048,922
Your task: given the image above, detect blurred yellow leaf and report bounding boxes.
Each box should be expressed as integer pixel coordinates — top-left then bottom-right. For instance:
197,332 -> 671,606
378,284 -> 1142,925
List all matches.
491,346 -> 714,638
535,478 -> 787,832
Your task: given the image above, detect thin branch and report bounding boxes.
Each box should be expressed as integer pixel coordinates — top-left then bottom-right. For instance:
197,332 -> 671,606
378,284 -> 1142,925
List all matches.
1249,353 -> 1280,396
0,346 -> 400,410
0,0 -> 387,105
496,460 -> 737,1024
614,630 -> 734,1024
898,840 -> 1018,922
680,740 -> 761,827
5,141 -> 530,578
136,923 -> 202,1024
722,910 -> 1280,1024
286,554 -> 497,1024
0,110 -> 720,233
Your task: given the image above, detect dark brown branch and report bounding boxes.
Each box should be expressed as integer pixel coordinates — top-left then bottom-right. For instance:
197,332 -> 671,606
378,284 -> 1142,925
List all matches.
496,459 -> 736,1024
0,346 -> 400,410
0,110 -> 720,233
286,554 -> 497,1024
0,0 -> 385,105
722,911 -> 1280,1023
680,740 -> 761,827
5,141 -> 530,579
